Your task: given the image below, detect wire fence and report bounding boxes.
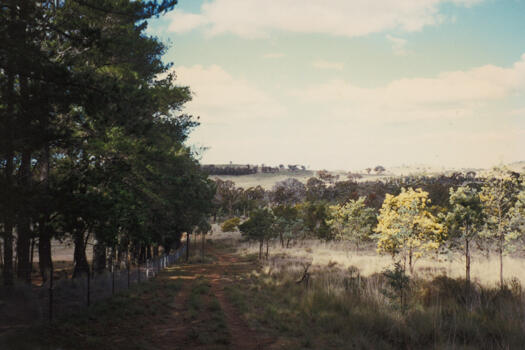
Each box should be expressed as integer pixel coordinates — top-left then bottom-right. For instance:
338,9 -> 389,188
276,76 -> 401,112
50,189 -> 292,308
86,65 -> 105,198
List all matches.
0,245 -> 186,330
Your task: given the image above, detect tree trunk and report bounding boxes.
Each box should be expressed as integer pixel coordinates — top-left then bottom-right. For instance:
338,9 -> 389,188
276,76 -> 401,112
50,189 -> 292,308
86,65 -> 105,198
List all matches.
118,237 -> 128,265
465,238 -> 471,285
2,19 -> 15,285
0,239 -> 3,270
499,235 -> 504,287
265,239 -> 269,259
93,238 -> 106,274
408,249 -> 414,275
38,143 -> 53,282
139,244 -> 146,263
16,154 -> 32,284
3,221 -> 14,286
38,221 -> 53,283
201,233 -> 205,260
259,240 -> 263,259
73,232 -> 89,278
186,233 -> 190,262
16,38 -> 32,281
30,238 -> 35,276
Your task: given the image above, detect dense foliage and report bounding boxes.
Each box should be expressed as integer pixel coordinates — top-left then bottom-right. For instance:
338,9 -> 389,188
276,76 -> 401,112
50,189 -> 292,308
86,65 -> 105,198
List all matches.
0,0 -> 214,285
215,167 -> 524,283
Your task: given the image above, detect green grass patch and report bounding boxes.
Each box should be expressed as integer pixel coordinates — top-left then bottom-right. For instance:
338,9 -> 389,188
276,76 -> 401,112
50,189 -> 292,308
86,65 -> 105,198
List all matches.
1,275 -> 183,350
186,278 -> 230,347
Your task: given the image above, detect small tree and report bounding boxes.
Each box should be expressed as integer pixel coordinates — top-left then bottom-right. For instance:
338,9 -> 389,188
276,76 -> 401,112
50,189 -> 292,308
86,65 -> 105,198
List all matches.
374,165 -> 386,174
305,177 -> 327,201
480,167 -> 521,286
326,197 -> 376,250
298,201 -> 332,240
445,185 -> 484,286
221,217 -> 241,232
271,178 -> 306,206
238,208 -> 275,259
317,170 -> 339,184
375,188 -> 445,274
273,205 -> 304,248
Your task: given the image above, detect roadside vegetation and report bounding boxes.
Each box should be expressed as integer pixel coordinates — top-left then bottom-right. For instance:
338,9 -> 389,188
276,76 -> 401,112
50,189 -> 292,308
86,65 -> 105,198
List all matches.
0,0 -> 214,288
1,269 -> 184,350
226,254 -> 525,349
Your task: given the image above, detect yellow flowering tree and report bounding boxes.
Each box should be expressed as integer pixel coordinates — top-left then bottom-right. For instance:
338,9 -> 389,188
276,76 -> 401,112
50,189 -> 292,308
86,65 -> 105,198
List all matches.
375,188 -> 445,274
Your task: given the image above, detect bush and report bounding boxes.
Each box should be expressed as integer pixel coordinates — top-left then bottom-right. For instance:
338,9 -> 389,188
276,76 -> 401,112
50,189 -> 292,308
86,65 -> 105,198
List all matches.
221,217 -> 241,232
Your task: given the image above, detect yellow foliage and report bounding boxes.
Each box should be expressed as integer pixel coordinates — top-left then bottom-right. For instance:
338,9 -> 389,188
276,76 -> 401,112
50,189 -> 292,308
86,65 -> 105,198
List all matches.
375,188 -> 445,271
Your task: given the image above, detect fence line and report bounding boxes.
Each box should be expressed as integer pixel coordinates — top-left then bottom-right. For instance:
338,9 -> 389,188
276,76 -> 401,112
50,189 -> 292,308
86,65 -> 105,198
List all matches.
0,245 -> 187,329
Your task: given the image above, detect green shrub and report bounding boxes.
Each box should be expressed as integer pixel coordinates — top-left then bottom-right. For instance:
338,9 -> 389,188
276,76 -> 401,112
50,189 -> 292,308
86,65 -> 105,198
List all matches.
221,217 -> 241,232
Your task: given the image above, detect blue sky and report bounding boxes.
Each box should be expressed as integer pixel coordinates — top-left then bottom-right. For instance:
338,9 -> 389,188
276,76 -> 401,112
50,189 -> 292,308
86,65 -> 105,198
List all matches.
147,0 -> 525,170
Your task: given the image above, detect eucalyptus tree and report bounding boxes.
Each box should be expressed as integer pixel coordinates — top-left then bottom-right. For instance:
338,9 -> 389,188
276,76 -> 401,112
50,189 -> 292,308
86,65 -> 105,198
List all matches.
273,204 -> 303,248
480,167 -> 521,286
445,185 -> 484,286
238,208 -> 275,259
326,197 -> 376,250
271,178 -> 306,206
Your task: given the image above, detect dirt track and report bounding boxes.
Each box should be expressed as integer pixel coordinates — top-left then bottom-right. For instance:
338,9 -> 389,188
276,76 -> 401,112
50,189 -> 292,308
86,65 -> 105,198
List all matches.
148,247 -> 280,350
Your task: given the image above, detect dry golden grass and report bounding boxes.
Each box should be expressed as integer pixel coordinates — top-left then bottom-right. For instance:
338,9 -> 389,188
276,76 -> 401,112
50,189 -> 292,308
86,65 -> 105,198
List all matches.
236,239 -> 525,287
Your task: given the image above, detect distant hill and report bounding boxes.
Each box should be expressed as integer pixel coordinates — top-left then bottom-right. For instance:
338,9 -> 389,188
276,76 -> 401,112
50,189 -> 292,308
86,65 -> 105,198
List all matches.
211,162 -> 524,189
212,170 -> 313,189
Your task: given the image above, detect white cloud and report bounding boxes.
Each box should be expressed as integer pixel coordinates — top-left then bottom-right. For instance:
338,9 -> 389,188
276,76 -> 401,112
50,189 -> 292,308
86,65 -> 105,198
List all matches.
293,54 -> 525,122
173,65 -> 285,121
312,60 -> 344,71
167,11 -> 207,33
386,35 -> 408,56
167,0 -> 483,38
263,53 -> 286,59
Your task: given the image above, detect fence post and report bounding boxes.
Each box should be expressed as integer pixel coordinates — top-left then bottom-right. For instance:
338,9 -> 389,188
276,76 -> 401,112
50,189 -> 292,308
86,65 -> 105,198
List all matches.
112,264 -> 115,296
87,268 -> 91,307
137,260 -> 141,284
49,267 -> 54,323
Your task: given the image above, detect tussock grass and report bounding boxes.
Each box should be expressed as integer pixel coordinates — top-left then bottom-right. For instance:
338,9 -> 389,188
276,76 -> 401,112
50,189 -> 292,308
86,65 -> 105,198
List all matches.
238,239 -> 525,286
231,247 -> 525,349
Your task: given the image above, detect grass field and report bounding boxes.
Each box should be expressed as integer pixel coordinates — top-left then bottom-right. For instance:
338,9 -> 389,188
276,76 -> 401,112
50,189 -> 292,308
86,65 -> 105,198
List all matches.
4,231 -> 525,349
235,237 -> 525,287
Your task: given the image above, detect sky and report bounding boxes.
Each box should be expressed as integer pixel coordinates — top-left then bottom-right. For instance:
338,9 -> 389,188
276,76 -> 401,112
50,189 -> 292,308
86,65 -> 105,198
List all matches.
147,0 -> 525,171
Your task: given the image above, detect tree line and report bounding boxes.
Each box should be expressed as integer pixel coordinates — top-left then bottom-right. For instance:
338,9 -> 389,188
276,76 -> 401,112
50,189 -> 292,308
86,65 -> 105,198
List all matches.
202,163 -> 308,176
0,0 -> 215,286
215,168 -> 525,286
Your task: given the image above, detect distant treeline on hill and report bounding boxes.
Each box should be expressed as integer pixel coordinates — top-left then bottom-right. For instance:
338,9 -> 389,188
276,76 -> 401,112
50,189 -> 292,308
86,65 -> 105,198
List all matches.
202,164 -> 306,176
